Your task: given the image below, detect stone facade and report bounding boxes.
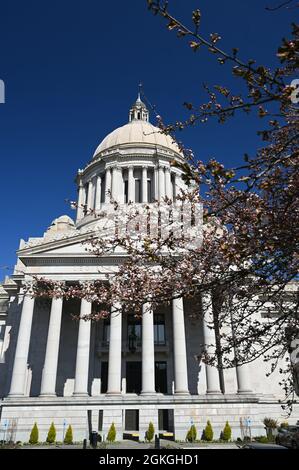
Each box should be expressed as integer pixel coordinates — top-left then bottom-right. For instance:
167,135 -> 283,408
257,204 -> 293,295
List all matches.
1,96 -> 298,443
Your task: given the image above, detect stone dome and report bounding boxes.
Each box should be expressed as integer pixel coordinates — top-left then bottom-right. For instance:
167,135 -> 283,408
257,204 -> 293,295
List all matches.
93,119 -> 182,158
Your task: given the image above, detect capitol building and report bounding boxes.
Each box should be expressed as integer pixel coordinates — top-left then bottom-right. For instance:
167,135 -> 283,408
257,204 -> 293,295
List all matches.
0,95 -> 298,442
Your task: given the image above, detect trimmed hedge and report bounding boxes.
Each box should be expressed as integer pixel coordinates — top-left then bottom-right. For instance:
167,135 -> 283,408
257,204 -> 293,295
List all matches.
145,422 -> 155,442
64,425 -> 73,444
46,422 -> 56,444
107,422 -> 116,442
203,420 -> 213,441
222,421 -> 232,441
29,422 -> 39,444
186,424 -> 197,442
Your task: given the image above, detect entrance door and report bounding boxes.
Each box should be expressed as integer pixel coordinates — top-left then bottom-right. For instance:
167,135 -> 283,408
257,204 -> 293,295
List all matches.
126,362 -> 141,393
155,361 -> 167,393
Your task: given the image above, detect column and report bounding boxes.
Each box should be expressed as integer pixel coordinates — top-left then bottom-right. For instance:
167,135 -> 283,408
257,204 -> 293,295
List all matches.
105,168 -> 112,203
128,166 -> 134,202
173,173 -> 178,201
87,180 -> 93,211
142,166 -> 148,203
158,165 -> 165,200
73,299 -> 92,396
236,364 -> 252,393
95,175 -> 102,211
202,293 -> 221,394
231,304 -> 252,393
141,303 -> 155,395
165,167 -> 172,199
9,294 -> 35,396
40,297 -> 63,396
154,166 -> 159,200
112,166 -> 122,202
76,182 -> 85,221
107,302 -> 122,394
172,297 -> 189,394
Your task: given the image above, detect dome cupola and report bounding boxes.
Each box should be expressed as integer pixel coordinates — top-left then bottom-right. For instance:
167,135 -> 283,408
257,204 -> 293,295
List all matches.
129,92 -> 149,122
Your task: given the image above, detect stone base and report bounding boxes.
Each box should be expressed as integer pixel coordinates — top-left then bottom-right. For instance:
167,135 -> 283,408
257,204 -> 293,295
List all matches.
1,394 -> 299,443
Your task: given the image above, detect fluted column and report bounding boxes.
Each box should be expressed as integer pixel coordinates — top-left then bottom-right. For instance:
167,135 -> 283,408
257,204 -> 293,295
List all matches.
76,182 -> 85,221
165,167 -> 172,199
202,293 -> 221,394
95,175 -> 102,211
107,302 -> 122,395
141,303 -> 155,395
142,166 -> 148,203
172,297 -> 189,394
9,294 -> 35,397
105,168 -> 112,203
73,299 -> 92,396
158,165 -> 165,200
128,166 -> 134,202
40,297 -> 63,396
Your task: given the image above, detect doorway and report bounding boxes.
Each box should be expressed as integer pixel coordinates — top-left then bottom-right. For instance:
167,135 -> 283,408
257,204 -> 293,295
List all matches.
126,361 -> 141,393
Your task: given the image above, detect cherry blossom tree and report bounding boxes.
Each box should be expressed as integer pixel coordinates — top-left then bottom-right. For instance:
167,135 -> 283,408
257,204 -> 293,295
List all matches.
29,1 -> 299,412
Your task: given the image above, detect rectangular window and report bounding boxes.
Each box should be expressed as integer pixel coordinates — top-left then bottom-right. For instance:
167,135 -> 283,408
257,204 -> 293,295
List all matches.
101,362 -> 108,393
126,362 -> 142,393
125,410 -> 139,431
154,314 -> 166,345
155,361 -> 167,393
103,319 -> 110,344
84,183 -> 89,205
124,180 -> 128,203
147,179 -> 152,202
135,179 -> 141,203
127,315 -> 141,343
98,410 -> 103,431
158,409 -> 174,431
100,176 -> 105,203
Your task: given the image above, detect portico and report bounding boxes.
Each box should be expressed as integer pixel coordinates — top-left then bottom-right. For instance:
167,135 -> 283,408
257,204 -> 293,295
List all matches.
7,288 -> 250,400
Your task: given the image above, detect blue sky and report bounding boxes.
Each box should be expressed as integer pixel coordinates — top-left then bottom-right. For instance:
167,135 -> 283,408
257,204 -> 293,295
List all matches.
0,0 -> 296,276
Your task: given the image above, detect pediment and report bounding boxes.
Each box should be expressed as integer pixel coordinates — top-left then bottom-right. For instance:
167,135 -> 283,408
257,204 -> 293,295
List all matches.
17,233 -> 94,259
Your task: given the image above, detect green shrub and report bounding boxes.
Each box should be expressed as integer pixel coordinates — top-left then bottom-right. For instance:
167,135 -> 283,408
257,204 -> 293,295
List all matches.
203,420 -> 213,442
254,436 -> 269,444
46,422 -> 56,444
186,424 -> 197,442
29,422 -> 39,444
222,421 -> 232,441
280,421 -> 289,429
107,422 -> 116,443
64,425 -> 73,445
145,422 -> 155,442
